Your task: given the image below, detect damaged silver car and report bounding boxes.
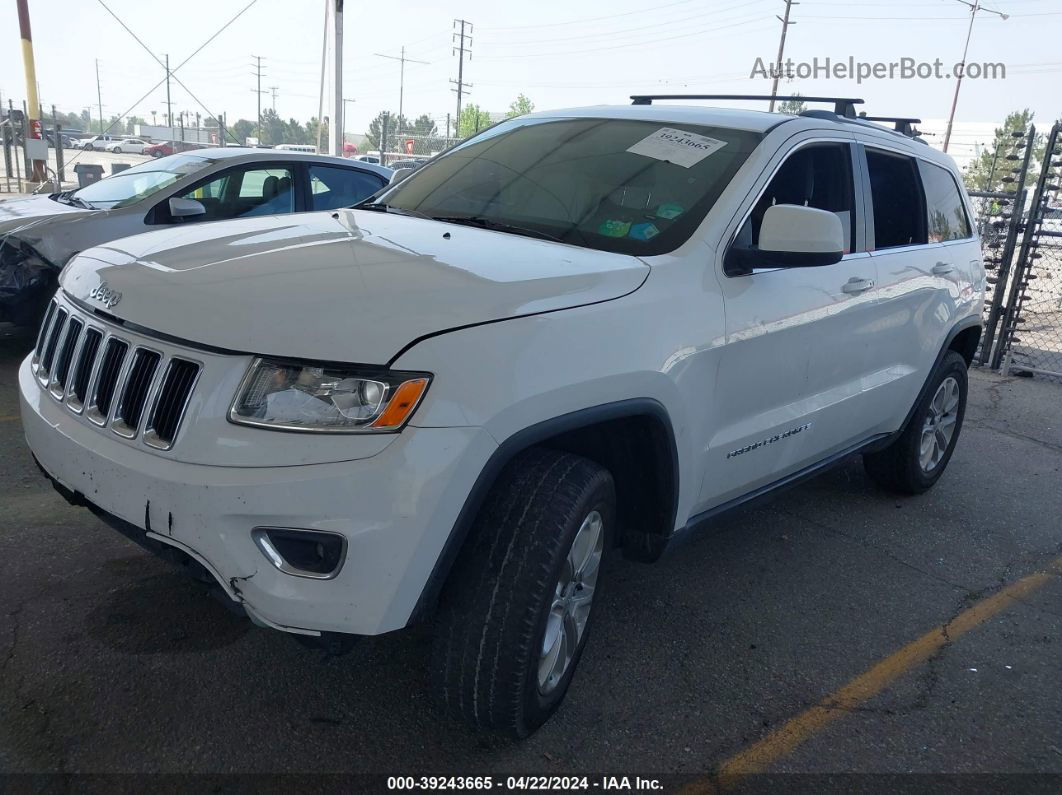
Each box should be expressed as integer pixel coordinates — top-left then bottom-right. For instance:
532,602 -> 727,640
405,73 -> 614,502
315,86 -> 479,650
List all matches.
0,149 -> 391,329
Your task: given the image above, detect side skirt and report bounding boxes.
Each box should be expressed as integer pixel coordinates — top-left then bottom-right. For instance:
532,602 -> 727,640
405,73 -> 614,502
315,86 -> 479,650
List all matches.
679,433 -> 890,535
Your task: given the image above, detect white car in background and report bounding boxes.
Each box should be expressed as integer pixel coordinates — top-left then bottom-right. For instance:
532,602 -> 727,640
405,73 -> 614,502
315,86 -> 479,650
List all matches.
110,138 -> 149,154
76,134 -> 117,150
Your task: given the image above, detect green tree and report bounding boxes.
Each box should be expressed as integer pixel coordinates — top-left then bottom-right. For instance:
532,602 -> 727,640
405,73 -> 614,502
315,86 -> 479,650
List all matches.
232,118 -> 256,145
366,111 -> 406,151
777,94 -> 806,115
458,104 -> 493,137
412,114 -> 437,137
506,94 -> 535,119
961,109 -> 1045,192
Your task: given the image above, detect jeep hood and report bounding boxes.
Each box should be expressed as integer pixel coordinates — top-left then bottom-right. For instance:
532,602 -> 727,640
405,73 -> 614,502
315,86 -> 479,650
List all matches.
60,209 -> 649,363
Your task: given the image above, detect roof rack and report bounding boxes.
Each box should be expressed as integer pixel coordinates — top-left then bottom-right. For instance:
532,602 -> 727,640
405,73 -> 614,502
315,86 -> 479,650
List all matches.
858,115 -> 923,138
629,94 -> 864,119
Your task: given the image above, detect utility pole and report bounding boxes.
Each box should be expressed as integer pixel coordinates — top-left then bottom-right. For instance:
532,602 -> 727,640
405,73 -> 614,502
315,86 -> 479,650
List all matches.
95,59 -> 104,134
269,85 -> 279,112
943,0 -> 1009,153
328,0 -> 343,156
451,19 -> 473,137
16,0 -> 45,181
165,53 -> 172,128
251,55 -> 266,141
374,46 -> 429,138
768,0 -> 798,112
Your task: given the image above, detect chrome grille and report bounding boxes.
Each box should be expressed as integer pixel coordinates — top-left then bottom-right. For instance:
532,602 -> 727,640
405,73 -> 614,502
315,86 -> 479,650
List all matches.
88,338 -> 129,424
34,299 -> 201,449
144,359 -> 200,450
39,307 -> 67,377
50,317 -> 83,396
113,349 -> 161,438
69,328 -> 103,410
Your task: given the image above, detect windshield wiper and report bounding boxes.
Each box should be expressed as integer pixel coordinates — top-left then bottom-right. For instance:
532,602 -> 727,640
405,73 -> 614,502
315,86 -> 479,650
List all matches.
55,191 -> 93,209
356,202 -> 433,221
431,215 -> 563,243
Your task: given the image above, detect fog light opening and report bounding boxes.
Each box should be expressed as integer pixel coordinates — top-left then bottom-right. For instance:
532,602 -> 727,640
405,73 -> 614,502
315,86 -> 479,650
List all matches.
252,527 -> 347,580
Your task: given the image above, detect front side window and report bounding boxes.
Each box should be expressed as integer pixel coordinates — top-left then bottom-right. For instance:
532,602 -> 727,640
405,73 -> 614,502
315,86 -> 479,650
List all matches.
918,160 -> 971,242
735,142 -> 855,254
175,167 -> 295,221
866,149 -> 927,250
310,165 -> 386,211
378,117 -> 763,255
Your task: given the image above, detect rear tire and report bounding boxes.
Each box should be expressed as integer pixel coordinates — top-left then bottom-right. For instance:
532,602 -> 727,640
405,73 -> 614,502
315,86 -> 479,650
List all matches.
864,350 -> 968,494
432,447 -> 614,737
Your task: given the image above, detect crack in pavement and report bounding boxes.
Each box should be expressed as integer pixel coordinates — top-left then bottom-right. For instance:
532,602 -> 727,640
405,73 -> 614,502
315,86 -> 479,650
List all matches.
978,422 -> 1062,455
775,506 -> 974,594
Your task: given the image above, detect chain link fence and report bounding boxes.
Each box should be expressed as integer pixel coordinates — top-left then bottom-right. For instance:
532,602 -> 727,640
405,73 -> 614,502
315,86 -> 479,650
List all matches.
999,122 -> 1062,380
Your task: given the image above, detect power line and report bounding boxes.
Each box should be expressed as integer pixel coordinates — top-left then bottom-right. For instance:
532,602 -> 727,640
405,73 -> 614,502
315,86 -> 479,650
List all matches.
374,47 -> 430,135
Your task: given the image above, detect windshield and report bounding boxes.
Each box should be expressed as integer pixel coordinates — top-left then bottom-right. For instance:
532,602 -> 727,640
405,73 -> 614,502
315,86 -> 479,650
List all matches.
378,117 -> 762,255
71,154 -> 215,209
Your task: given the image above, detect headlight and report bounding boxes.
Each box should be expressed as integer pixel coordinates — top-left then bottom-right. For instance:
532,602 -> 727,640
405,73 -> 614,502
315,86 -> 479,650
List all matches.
229,358 -> 430,432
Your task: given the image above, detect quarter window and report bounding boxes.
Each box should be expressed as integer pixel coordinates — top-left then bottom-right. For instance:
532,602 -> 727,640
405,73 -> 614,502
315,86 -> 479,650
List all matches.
736,142 -> 856,254
918,160 -> 971,242
865,150 -> 927,249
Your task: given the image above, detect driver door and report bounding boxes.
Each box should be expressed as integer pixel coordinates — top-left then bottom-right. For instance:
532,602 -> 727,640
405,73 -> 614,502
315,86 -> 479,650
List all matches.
698,135 -> 881,509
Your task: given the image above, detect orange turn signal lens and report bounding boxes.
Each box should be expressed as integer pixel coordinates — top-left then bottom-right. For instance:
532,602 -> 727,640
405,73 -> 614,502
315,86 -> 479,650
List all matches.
370,378 -> 430,430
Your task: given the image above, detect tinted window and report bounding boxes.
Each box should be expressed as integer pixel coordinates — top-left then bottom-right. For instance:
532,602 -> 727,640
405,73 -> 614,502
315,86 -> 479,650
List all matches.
918,161 -> 971,242
309,166 -> 385,210
866,150 -> 927,249
380,117 -> 762,255
737,143 -> 855,254
176,166 -> 294,221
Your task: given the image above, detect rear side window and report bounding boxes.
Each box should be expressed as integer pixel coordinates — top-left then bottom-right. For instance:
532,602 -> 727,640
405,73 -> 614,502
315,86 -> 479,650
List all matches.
310,166 -> 386,211
865,149 -> 927,249
918,161 -> 971,242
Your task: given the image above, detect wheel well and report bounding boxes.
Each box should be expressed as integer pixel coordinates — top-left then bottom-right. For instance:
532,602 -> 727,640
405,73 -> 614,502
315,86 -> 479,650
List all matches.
949,325 -> 981,367
540,413 -> 677,562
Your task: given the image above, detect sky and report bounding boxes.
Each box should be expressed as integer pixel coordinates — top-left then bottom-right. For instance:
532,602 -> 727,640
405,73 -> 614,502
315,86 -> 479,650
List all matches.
2,0 -> 1060,163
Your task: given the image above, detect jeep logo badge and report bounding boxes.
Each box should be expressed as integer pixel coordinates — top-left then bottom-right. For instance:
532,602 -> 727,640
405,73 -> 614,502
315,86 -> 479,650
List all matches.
89,281 -> 122,308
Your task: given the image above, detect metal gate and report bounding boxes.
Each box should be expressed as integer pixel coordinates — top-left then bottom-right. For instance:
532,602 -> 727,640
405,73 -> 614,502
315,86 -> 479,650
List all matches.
997,122 -> 1062,379
971,121 -> 1062,380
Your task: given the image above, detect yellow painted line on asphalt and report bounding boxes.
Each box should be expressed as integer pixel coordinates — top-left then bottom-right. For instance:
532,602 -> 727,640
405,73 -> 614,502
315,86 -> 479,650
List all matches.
0,415 -> 20,422
694,555 -> 1062,791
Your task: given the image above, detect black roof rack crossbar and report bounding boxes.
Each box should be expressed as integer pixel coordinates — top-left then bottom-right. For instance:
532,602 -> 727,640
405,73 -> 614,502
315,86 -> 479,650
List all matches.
629,94 -> 864,119
859,115 -> 923,137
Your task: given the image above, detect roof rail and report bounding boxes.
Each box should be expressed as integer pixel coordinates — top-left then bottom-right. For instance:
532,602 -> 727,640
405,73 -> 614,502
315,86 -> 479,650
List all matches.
629,94 -> 864,119
859,115 -> 923,138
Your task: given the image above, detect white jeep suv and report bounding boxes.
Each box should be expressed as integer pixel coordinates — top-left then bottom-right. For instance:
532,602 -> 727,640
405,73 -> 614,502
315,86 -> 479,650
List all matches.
19,98 -> 984,737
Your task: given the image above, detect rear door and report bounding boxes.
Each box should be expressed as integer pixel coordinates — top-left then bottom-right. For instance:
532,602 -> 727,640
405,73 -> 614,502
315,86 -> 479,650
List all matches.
856,145 -> 978,434
701,133 -> 881,509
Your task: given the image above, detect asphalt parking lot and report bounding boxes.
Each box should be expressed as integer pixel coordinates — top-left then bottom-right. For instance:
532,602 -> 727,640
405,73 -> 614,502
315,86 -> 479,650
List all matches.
1,329 -> 1061,786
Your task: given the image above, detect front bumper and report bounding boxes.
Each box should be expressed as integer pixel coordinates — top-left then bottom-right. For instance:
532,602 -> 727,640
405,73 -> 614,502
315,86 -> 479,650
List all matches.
20,355 -> 496,635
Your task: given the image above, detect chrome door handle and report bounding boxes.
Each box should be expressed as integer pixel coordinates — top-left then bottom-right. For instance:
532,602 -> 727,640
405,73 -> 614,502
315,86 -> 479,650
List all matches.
932,261 -> 955,275
842,277 -> 875,294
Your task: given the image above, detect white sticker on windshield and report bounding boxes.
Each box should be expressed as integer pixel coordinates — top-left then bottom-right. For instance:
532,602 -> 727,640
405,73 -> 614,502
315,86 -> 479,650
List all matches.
626,127 -> 727,168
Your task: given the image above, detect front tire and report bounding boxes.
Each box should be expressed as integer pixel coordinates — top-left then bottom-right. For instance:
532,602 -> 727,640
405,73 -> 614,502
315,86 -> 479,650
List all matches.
864,350 -> 968,494
432,448 -> 614,737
